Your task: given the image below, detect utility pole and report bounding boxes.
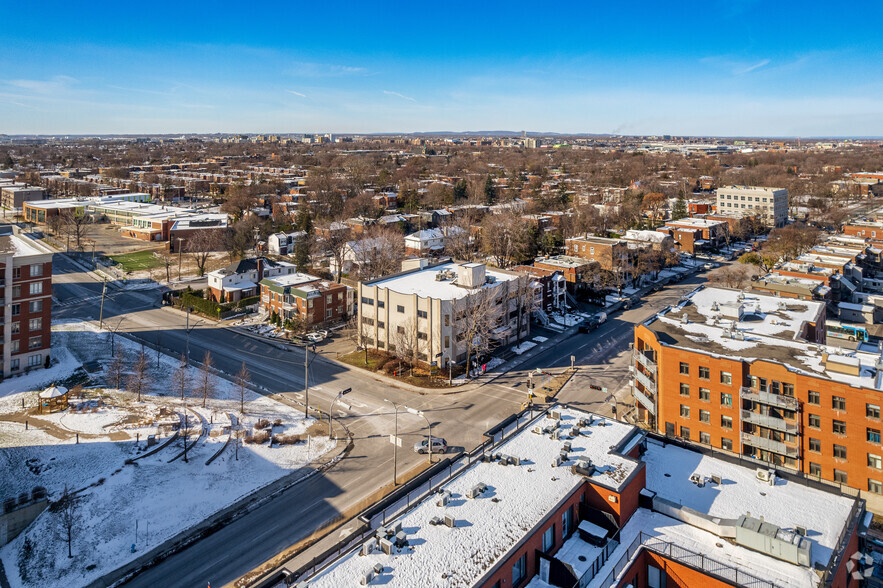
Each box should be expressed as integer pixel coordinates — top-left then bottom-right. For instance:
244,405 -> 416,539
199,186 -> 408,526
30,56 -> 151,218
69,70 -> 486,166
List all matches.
304,341 -> 309,419
385,399 -> 400,485
176,237 -> 183,280
98,277 -> 107,329
183,412 -> 189,463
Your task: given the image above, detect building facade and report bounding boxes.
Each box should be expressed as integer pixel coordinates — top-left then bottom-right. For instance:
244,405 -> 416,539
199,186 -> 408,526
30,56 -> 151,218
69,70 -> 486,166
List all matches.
716,185 -> 789,227
565,235 -> 629,271
207,258 -> 296,303
260,273 -> 352,327
0,227 -> 53,378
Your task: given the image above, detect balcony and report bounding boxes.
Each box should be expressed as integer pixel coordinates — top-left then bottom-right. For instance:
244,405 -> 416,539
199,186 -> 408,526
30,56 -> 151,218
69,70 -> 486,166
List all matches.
741,432 -> 799,458
634,387 -> 656,415
741,410 -> 799,435
739,387 -> 798,411
634,369 -> 656,393
633,350 -> 657,374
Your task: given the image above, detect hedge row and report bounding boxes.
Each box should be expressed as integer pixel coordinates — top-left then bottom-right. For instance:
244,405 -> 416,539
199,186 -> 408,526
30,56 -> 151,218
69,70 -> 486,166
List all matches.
179,293 -> 261,318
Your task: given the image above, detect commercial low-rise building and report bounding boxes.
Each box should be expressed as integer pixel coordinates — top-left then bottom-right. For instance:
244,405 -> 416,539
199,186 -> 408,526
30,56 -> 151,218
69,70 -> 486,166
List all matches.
565,235 -> 629,271
0,183 -> 47,210
260,273 -> 352,328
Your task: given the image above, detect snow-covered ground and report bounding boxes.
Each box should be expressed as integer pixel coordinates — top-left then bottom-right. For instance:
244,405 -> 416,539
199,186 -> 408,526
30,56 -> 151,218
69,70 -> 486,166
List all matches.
0,320 -> 335,588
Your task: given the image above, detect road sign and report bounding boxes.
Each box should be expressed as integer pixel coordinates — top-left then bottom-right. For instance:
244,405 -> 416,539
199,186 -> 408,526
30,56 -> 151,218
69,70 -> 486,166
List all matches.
389,435 -> 402,447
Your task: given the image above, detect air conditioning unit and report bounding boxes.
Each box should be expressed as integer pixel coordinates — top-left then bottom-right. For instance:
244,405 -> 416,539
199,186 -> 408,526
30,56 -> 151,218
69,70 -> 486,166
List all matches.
532,426 -> 543,435
429,516 -> 443,526
756,468 -> 775,483
393,521 -> 403,535
550,410 -> 561,420
374,564 -> 384,574
360,543 -> 372,556
444,515 -> 455,528
563,441 -> 572,452
437,491 -> 452,507
379,538 -> 393,555
361,569 -> 375,585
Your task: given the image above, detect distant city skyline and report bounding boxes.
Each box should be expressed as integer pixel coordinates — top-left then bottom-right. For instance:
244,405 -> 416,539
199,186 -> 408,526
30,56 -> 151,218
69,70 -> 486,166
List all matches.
1,1 -> 881,137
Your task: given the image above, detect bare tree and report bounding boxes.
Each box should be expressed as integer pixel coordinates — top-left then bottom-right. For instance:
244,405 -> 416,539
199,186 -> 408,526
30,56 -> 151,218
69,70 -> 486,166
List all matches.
186,230 -> 224,277
315,226 -> 351,283
512,274 -> 539,343
392,318 -> 420,375
441,217 -> 476,261
480,212 -> 532,268
61,209 -> 91,251
235,362 -> 250,414
455,286 -> 499,377
157,250 -> 175,283
127,348 -> 150,402
105,344 -> 125,389
172,353 -> 189,401
200,351 -> 216,408
352,225 -> 405,281
708,263 -> 760,289
56,485 -> 80,558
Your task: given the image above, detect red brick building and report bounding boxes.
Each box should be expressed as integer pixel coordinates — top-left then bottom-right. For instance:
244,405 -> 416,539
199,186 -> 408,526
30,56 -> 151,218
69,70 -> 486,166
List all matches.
0,227 -> 54,378
259,273 -> 352,327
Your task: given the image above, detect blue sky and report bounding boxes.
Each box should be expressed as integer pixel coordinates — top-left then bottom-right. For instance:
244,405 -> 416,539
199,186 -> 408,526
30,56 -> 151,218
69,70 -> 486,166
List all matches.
1,1 -> 881,136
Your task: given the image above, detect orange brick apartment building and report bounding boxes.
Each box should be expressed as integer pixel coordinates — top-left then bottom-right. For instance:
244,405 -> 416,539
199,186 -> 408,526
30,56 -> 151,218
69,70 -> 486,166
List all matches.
632,285 -> 883,511
259,273 -> 352,328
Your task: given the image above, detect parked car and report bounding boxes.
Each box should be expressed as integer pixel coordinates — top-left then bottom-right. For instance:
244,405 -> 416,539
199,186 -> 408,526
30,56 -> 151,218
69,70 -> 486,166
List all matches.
578,320 -> 596,333
414,437 -> 447,454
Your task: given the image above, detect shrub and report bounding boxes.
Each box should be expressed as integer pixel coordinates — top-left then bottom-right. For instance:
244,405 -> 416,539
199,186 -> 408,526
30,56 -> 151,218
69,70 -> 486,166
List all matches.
275,433 -> 302,445
273,418 -> 282,427
247,430 -> 270,444
254,418 -> 270,430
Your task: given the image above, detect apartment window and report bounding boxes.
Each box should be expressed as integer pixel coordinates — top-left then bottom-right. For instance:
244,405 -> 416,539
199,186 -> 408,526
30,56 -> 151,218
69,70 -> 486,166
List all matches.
28,337 -> 41,350
12,267 -> 20,279
680,426 -> 690,440
10,322 -> 19,335
809,462 -> 822,477
833,420 -> 846,435
11,285 -> 20,299
870,480 -> 883,495
397,325 -> 405,334
28,318 -> 41,332
444,315 -> 450,327
807,390 -> 820,405
512,553 -> 527,586
562,506 -> 573,537
698,366 -> 710,380
782,383 -> 794,397
805,414 -> 821,429
700,431 -> 711,444
377,300 -> 385,309
417,332 -> 427,340
869,428 -> 882,444
721,393 -> 732,407
834,470 -> 848,484
9,359 -> 18,371
833,445 -> 847,460
10,340 -> 19,353
542,525 -> 555,552
868,404 -> 881,419
326,295 -> 332,305
679,362 -> 689,375
360,317 -> 374,326
770,381 -> 780,395
699,410 -> 710,424
680,405 -> 690,419
832,396 -> 846,411
29,300 -> 42,313
699,388 -> 710,402
417,310 -> 428,319
27,354 -> 41,367
721,415 -> 733,430
396,305 -> 405,313
869,454 -> 882,469
360,296 -> 373,305
809,438 -> 821,453
720,371 -> 732,385
679,383 -> 690,397
28,281 -> 42,296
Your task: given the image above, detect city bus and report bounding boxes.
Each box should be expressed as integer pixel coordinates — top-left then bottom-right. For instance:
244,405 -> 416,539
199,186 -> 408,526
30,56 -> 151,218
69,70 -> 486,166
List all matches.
826,320 -> 870,342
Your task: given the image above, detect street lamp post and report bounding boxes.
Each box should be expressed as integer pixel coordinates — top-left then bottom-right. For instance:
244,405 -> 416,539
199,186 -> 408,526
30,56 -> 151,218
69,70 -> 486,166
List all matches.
384,398 -> 400,486
328,388 -> 351,440
405,406 -> 432,463
176,237 -> 183,280
184,308 -> 202,365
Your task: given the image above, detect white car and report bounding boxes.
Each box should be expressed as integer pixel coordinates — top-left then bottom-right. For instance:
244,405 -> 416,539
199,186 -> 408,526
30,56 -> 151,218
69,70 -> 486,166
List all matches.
414,437 -> 447,454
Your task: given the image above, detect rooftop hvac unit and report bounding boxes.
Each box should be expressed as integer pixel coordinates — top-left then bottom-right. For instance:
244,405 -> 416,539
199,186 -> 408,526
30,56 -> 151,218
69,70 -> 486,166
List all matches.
429,516 -> 443,526
756,468 -> 776,483
437,491 -> 452,507
379,537 -> 393,555
375,526 -> 388,540
551,430 -> 560,440
711,475 -> 722,485
444,515 -> 455,528
360,543 -> 372,556
796,526 -> 807,537
467,485 -> 484,499
681,313 -> 689,324
511,456 -> 522,466
395,531 -> 408,548
361,569 -> 375,585
550,410 -> 561,420
560,450 -> 569,461
374,563 -> 384,574
572,426 -> 581,436
393,521 -> 403,535
563,441 -> 572,452
553,455 -> 563,467
532,426 -> 543,435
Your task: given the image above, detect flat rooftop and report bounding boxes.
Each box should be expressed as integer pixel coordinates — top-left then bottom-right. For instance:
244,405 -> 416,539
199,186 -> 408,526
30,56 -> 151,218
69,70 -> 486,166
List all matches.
665,217 -> 727,229
645,286 -> 883,390
304,407 -> 640,588
367,262 -> 520,300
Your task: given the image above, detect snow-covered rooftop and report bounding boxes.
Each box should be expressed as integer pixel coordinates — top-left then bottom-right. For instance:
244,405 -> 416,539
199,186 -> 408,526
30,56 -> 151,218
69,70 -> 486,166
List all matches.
366,262 -> 520,300
303,407 -> 640,588
646,286 -> 883,390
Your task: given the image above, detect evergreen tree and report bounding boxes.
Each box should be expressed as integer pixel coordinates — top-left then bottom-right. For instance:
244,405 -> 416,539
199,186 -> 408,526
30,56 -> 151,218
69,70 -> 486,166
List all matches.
453,179 -> 468,201
483,175 -> 497,205
672,192 -> 688,221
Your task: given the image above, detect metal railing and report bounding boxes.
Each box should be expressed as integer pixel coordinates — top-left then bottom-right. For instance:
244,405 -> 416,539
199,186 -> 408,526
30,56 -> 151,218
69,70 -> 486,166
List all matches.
634,369 -> 656,392
633,350 -> 657,373
740,387 -> 798,410
633,388 -> 655,415
740,410 -> 799,434
592,532 -> 779,588
741,432 -> 799,458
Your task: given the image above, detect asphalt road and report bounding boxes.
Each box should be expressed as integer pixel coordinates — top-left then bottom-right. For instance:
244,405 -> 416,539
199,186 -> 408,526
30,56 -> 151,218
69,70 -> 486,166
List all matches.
49,254 -> 706,587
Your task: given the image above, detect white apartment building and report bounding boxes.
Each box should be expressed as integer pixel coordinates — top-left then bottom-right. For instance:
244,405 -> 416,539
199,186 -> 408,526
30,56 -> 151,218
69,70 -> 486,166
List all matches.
715,185 -> 788,227
358,262 -> 530,368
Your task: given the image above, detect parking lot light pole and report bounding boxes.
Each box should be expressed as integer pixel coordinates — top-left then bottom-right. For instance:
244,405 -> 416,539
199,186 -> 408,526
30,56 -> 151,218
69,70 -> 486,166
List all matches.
384,398 -> 400,486
405,406 -> 432,463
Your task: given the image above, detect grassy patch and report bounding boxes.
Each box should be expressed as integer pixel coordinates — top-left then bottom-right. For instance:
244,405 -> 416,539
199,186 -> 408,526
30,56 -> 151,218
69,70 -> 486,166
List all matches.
337,350 -> 463,389
108,250 -> 163,272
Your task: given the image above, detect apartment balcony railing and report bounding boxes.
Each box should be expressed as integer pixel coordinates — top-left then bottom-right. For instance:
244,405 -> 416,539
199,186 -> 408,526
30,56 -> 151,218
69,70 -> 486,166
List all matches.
633,350 -> 657,374
741,410 -> 799,435
634,388 -> 656,415
739,387 -> 798,411
741,432 -> 799,458
634,369 -> 656,393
